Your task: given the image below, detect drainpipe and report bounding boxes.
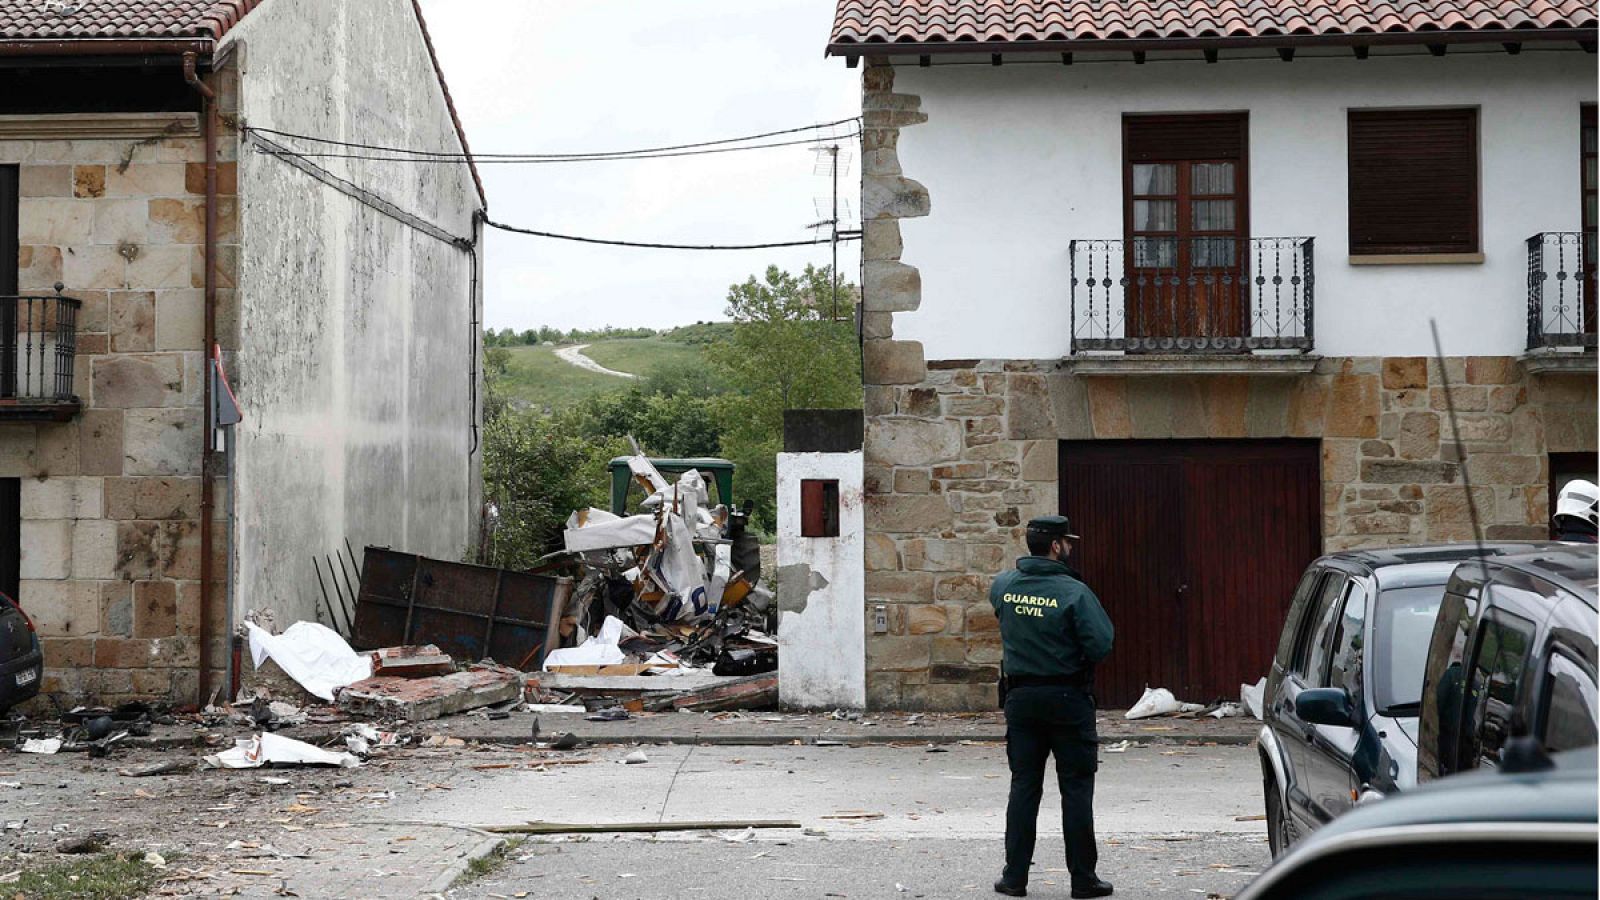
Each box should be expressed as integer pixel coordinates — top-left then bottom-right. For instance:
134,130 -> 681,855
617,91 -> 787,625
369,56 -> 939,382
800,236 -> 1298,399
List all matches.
183,52 -> 220,708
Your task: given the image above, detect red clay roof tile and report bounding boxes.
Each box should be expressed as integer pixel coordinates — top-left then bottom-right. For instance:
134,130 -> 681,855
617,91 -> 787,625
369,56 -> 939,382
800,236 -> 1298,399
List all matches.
0,1 -> 266,42
828,0 -> 1598,48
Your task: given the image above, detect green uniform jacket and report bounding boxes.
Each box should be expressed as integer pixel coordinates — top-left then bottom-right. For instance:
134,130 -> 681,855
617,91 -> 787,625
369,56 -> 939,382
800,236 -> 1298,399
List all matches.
989,556 -> 1114,678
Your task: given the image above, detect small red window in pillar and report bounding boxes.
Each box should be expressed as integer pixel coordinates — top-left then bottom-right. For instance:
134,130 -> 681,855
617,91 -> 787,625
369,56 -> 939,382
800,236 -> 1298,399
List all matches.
800,479 -> 840,538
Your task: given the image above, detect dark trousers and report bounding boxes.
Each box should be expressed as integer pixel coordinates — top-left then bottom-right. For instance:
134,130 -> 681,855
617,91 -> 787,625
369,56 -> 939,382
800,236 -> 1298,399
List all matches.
1002,684 -> 1100,889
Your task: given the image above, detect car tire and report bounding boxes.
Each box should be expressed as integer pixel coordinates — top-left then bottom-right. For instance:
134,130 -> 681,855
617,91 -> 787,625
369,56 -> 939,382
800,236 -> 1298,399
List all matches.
1265,779 -> 1289,859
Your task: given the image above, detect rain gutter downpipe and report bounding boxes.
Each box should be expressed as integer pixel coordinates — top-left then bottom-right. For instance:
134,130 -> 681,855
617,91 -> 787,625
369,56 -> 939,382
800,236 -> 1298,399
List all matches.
183,51 -> 221,707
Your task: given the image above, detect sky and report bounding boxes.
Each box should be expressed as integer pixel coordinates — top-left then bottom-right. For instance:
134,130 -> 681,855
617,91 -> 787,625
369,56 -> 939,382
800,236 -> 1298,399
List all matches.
417,0 -> 861,333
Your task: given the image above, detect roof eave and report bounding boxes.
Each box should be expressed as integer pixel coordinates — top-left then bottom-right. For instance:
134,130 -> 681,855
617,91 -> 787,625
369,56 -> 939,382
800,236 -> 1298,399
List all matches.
0,36 -> 215,58
826,25 -> 1598,59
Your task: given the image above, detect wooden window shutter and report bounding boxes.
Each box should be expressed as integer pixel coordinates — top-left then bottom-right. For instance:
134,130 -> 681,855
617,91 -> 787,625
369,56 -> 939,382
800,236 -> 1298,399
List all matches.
1347,108 -> 1479,256
1126,114 -> 1246,162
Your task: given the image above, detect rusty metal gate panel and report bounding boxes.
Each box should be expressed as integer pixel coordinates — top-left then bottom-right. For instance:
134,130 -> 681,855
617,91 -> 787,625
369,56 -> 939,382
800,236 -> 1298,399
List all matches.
351,547 -> 572,671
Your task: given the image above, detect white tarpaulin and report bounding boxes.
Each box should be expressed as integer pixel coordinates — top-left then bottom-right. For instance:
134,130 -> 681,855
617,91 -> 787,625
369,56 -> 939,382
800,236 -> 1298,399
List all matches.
543,616 -> 635,669
563,513 -> 656,552
244,621 -> 372,702
204,732 -> 360,769
1242,677 -> 1267,720
1125,686 -> 1205,719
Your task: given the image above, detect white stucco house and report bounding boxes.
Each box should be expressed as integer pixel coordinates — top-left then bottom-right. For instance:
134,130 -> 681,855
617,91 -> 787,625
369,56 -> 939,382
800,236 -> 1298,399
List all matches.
0,0 -> 484,707
829,0 -> 1597,709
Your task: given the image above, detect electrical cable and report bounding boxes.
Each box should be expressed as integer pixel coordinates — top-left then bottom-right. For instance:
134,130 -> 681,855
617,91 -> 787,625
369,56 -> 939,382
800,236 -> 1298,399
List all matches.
249,129 -> 863,252
483,215 -> 861,250
256,128 -> 864,164
246,115 -> 862,160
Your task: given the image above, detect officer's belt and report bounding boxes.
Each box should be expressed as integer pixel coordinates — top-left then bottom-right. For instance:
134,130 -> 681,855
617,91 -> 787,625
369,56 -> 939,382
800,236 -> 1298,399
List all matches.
1007,672 -> 1092,688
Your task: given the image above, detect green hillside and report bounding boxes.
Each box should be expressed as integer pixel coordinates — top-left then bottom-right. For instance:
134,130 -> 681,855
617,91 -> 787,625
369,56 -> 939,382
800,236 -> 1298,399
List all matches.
493,334 -> 712,413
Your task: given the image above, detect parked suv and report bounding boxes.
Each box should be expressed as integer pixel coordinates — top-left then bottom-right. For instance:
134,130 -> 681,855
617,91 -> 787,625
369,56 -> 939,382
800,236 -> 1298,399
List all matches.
0,591 -> 42,715
1258,543 -> 1557,856
1416,544 -> 1598,782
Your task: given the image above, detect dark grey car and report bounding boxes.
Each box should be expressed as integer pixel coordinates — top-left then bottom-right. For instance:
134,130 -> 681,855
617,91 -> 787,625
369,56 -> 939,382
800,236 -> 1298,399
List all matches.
1258,543 -> 1560,856
0,591 -> 42,715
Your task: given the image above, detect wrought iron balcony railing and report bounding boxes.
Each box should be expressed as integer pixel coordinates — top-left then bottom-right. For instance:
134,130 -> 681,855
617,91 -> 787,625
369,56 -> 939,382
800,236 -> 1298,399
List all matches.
0,286 -> 81,419
1069,237 -> 1314,354
1526,232 -> 1596,352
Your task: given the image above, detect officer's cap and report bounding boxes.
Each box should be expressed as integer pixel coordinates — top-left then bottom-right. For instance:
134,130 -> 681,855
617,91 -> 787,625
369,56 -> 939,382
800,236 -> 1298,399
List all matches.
1026,515 -> 1079,540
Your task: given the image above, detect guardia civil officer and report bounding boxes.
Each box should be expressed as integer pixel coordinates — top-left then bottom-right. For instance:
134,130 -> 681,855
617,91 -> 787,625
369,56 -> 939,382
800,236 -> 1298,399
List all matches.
990,515 -> 1114,899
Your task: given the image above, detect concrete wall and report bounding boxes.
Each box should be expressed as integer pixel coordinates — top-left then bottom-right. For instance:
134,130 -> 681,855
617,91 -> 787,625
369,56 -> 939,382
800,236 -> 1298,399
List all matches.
221,0 -> 484,627
0,112 -> 219,705
883,50 -> 1596,361
776,451 -> 866,709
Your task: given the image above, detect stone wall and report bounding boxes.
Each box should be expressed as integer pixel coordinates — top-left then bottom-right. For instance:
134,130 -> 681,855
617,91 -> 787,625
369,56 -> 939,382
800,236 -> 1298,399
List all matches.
860,357 -> 1596,709
1,110 -> 237,707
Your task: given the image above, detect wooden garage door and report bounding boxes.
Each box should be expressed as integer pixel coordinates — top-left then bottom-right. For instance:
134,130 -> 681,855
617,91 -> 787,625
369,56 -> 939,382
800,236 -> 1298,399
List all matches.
1059,440 -> 1322,708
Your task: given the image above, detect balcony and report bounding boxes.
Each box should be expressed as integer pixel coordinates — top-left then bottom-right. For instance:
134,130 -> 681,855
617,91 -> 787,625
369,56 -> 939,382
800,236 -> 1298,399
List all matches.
1525,232 -> 1595,374
1067,237 -> 1316,374
0,287 -> 82,421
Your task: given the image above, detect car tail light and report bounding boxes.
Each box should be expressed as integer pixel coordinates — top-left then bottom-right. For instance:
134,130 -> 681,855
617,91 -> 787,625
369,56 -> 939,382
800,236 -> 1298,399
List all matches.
1,592 -> 35,634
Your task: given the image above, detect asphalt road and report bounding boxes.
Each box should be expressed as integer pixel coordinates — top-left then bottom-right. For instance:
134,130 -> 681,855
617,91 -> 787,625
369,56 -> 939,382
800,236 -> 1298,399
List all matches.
439,743 -> 1270,900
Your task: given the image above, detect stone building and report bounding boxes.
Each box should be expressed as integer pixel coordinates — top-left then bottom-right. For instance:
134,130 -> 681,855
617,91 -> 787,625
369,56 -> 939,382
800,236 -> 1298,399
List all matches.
826,0 -> 1598,709
1,0 -> 484,708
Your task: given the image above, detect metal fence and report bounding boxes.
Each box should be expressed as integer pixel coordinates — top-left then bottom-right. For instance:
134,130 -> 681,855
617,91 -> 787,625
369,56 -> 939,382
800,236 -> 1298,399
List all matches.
1526,232 -> 1596,351
1069,236 -> 1314,353
0,287 -> 80,406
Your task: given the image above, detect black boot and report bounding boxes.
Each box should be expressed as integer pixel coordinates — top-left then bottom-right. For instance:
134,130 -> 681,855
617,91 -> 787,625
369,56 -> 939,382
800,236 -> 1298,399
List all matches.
993,880 -> 1027,897
1071,879 -> 1113,898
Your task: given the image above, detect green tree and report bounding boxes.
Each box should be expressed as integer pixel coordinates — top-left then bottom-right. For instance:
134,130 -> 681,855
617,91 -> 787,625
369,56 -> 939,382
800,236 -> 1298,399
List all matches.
481,409 -> 626,568
707,264 -> 860,529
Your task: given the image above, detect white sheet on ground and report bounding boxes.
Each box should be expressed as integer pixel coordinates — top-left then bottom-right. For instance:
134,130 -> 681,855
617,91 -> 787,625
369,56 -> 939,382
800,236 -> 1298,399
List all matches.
543,615 -> 635,669
204,732 -> 361,769
1242,677 -> 1267,720
1125,686 -> 1205,719
244,621 -> 372,703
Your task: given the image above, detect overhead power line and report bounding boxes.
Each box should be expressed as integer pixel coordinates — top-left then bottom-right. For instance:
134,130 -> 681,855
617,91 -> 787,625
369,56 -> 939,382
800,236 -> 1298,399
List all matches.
245,116 -> 862,161
253,131 -> 861,165
248,133 -> 862,252
483,215 -> 863,251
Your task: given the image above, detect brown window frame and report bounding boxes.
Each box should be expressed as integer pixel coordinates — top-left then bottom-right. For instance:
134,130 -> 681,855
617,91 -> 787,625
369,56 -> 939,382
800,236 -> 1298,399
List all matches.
1120,113 -> 1251,342
1580,103 -> 1596,327
1347,107 -> 1480,257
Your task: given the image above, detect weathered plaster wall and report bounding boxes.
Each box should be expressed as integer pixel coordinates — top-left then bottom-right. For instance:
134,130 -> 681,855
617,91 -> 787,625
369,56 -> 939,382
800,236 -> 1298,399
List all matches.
222,0 -> 484,627
0,113 -> 225,706
885,50 -> 1597,360
776,451 -> 866,709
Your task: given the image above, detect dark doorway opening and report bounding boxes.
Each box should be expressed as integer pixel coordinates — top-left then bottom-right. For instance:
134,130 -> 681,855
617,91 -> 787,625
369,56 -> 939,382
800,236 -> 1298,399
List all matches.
1059,439 -> 1322,707
0,478 -> 17,603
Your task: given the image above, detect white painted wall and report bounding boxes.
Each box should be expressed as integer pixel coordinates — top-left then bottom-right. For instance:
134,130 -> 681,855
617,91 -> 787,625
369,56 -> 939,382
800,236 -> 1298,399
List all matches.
221,0 -> 484,626
889,50 -> 1596,360
776,451 -> 866,709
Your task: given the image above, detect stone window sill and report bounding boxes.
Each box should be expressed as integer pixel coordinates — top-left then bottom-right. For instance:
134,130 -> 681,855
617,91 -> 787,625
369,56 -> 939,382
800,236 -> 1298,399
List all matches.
1062,354 -> 1320,376
1348,252 -> 1485,266
1521,351 -> 1596,376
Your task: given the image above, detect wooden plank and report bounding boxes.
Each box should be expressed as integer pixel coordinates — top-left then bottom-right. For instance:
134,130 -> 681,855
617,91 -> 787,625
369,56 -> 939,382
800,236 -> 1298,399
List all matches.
484,820 -> 801,835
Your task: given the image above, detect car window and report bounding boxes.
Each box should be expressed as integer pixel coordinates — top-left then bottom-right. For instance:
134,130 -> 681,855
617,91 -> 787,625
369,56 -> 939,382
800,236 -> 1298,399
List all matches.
1418,589 -> 1477,778
1327,580 -> 1368,702
1540,650 -> 1598,753
1462,610 -> 1537,769
1276,567 -> 1323,669
1371,583 -> 1448,713
1297,573 -> 1349,686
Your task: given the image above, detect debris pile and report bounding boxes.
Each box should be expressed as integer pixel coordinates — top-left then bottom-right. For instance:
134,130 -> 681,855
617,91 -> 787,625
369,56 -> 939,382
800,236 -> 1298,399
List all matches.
545,455 -> 777,683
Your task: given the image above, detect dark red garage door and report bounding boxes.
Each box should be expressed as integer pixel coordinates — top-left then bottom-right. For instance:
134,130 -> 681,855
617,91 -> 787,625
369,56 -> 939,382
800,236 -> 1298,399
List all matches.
1059,439 -> 1322,708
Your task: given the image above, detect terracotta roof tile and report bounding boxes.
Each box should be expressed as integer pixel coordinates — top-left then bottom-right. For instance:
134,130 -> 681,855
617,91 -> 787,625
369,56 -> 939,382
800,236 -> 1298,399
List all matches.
828,0 -> 1598,48
0,1 -> 265,42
